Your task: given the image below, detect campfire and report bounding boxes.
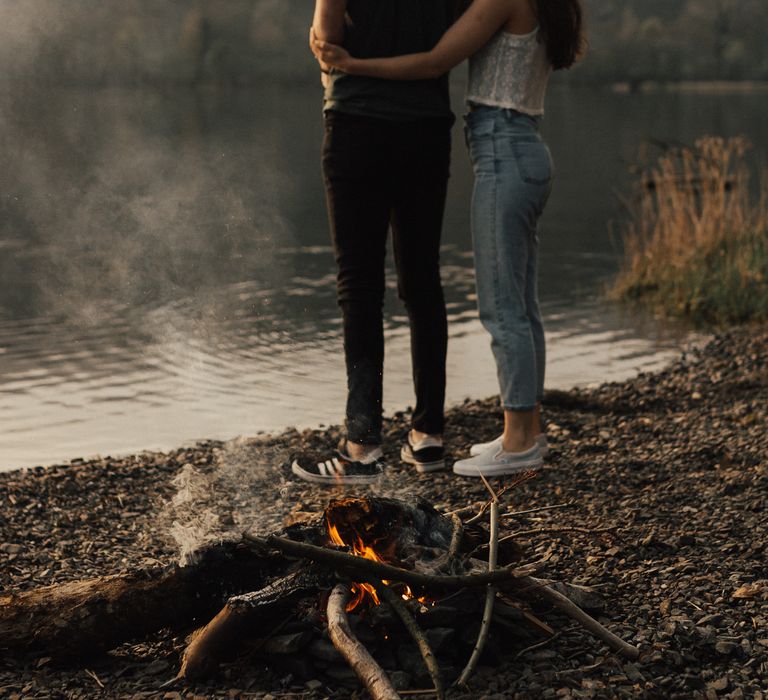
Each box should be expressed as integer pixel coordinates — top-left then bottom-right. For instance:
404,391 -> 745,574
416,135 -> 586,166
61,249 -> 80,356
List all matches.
0,492 -> 639,699
325,498 -> 433,610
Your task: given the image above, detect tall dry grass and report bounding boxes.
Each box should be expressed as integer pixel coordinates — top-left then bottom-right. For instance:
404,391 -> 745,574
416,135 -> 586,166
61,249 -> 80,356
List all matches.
612,137 -> 768,325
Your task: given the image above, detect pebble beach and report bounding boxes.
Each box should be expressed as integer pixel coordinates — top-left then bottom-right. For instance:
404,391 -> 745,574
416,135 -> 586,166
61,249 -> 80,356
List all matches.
1,325 -> 766,699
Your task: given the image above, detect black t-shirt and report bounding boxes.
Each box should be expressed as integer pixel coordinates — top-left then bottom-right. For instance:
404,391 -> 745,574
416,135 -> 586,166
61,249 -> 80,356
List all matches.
324,0 -> 455,121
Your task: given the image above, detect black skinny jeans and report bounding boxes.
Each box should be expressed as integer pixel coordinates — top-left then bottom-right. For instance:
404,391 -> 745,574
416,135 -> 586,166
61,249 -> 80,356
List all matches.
322,110 -> 451,445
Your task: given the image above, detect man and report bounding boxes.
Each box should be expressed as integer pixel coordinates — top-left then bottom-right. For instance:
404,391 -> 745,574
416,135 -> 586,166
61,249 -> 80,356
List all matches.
291,0 -> 456,485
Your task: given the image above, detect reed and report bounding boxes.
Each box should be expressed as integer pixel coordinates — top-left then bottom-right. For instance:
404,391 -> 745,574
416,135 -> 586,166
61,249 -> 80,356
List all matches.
612,137 -> 768,325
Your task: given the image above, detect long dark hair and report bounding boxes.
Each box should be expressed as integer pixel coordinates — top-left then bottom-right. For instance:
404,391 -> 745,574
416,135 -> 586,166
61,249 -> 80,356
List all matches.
535,0 -> 586,70
453,0 -> 586,71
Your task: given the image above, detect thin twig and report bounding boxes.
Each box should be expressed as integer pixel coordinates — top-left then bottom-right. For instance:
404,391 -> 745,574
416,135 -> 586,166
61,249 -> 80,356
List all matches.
513,631 -> 562,660
84,669 -> 105,689
502,502 -> 575,519
457,499 -> 500,687
501,525 -> 619,543
447,500 -> 494,521
375,581 -> 444,700
446,503 -> 479,518
478,472 -> 498,501
451,478 -> 548,523
555,658 -> 616,677
249,534 -> 529,590
326,584 -> 400,700
521,610 -> 556,636
464,501 -> 491,526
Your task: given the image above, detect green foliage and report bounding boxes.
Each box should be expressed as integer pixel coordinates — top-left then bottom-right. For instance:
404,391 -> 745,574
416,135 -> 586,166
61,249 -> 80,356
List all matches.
612,138 -> 768,326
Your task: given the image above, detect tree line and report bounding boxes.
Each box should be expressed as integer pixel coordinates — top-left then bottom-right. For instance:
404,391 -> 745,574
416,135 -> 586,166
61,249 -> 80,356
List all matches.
0,0 -> 765,85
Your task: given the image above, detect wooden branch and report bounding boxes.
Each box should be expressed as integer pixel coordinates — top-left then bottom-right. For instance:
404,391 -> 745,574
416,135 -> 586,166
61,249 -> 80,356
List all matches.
327,584 -> 400,700
448,514 -> 463,562
375,582 -> 444,700
457,500 -> 500,688
251,534 -> 527,590
532,579 -> 605,612
515,576 -> 640,660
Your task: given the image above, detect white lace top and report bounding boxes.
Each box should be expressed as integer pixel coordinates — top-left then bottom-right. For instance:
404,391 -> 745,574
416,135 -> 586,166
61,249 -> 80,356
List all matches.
466,28 -> 552,115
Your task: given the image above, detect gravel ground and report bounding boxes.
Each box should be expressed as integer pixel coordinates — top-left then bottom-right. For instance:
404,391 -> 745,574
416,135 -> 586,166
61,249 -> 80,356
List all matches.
1,325 -> 766,700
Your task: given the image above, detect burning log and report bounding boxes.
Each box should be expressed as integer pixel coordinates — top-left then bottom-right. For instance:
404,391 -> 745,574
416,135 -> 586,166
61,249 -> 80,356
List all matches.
178,569 -> 330,681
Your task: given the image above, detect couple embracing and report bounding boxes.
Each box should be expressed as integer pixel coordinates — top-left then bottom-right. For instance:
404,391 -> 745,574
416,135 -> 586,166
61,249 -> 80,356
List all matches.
292,0 -> 585,486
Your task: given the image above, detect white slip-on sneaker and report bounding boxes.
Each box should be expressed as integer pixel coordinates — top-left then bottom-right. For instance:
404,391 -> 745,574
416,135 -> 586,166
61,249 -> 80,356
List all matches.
453,443 -> 542,478
470,434 -> 549,458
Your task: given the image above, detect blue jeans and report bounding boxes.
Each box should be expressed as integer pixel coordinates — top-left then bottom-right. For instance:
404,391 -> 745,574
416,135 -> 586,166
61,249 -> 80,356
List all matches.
465,105 -> 553,410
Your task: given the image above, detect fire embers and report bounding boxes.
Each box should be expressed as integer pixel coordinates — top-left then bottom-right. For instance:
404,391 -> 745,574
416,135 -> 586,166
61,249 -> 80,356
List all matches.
261,588 -> 546,689
325,497 -> 425,610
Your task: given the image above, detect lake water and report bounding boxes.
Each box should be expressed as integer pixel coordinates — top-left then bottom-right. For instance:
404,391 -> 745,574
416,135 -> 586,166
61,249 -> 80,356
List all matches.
1,81 -> 766,471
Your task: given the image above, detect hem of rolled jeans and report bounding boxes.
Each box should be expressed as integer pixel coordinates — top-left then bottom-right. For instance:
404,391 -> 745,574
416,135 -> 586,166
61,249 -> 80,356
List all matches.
501,403 -> 538,411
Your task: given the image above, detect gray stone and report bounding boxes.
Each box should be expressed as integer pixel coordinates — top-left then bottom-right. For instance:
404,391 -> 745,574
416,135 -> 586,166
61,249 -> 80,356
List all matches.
425,627 -> 455,653
715,640 -> 738,656
260,631 -> 311,655
144,659 -> 169,675
698,613 -> 725,628
325,665 -> 358,681
708,677 -> 730,692
307,639 -> 343,663
0,543 -> 23,554
387,671 -> 411,691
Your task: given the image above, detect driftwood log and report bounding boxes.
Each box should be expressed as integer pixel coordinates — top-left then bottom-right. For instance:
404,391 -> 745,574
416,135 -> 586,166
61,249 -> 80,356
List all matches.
0,541 -> 273,660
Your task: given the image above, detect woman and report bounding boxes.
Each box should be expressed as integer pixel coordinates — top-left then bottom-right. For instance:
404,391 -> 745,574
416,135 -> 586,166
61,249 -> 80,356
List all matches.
312,0 -> 585,477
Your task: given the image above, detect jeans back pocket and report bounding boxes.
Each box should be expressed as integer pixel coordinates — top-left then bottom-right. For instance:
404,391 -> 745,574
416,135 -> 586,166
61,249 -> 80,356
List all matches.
512,140 -> 553,186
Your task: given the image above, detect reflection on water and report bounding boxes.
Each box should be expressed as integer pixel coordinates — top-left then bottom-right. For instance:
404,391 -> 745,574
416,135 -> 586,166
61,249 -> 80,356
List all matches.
2,82 -> 766,470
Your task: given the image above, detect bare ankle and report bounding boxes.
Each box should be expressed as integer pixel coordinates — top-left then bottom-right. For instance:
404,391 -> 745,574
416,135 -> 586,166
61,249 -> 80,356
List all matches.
410,429 -> 443,444
501,435 -> 535,453
347,441 -> 379,461
502,408 -> 536,453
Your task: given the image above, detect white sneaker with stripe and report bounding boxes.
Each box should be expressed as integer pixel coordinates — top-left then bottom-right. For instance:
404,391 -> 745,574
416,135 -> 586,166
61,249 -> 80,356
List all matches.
291,446 -> 383,486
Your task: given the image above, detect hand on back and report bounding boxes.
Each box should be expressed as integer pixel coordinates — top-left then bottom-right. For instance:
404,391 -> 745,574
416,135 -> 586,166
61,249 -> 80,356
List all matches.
310,28 -> 351,72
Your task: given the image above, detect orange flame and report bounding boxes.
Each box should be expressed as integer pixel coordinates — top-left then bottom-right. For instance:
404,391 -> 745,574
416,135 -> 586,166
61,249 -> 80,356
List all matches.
327,519 -> 385,609
327,516 -> 428,611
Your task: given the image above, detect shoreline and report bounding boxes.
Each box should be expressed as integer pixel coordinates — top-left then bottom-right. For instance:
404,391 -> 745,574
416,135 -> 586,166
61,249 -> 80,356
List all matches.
609,79 -> 768,94
1,324 -> 766,698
